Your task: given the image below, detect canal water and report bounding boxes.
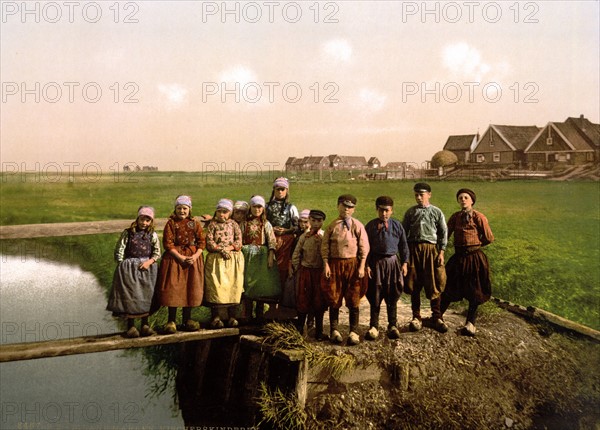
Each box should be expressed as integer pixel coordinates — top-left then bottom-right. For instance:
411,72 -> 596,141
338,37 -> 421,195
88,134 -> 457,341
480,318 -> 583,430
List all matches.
0,256 -> 184,429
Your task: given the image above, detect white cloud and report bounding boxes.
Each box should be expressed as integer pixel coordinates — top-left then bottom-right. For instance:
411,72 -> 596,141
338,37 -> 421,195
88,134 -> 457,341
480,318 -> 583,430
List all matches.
357,88 -> 387,113
321,38 -> 353,63
442,42 -> 491,82
158,83 -> 188,110
217,65 -> 264,106
219,65 -> 258,86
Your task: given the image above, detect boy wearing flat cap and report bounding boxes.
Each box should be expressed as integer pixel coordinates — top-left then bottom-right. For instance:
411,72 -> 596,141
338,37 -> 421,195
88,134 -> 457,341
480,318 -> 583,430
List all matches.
440,188 -> 494,336
402,183 -> 448,333
365,196 -> 410,340
321,194 -> 370,345
291,209 -> 327,339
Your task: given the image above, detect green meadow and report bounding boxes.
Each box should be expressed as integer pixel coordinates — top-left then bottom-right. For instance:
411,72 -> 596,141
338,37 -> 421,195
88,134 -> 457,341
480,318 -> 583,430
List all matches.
1,172 -> 599,330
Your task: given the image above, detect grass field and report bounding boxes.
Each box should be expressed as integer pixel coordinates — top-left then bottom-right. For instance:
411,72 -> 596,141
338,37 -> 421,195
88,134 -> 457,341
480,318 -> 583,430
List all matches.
1,172 -> 599,330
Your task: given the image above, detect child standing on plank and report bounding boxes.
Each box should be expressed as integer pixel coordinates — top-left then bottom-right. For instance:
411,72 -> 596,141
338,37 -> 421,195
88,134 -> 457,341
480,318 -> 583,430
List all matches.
156,195 -> 206,334
204,199 -> 245,329
241,195 -> 281,321
291,209 -> 327,339
440,188 -> 494,336
107,206 -> 161,338
266,177 -> 299,284
402,183 -> 448,333
321,194 -> 370,345
365,196 -> 409,340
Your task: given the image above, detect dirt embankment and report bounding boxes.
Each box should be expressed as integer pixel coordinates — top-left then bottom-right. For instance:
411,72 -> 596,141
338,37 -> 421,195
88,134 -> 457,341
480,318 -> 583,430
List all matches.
301,299 -> 600,430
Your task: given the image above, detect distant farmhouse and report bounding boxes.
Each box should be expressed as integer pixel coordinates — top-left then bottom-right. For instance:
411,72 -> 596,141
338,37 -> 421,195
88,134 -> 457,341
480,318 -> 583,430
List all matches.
286,155 -> 380,172
443,115 -> 599,168
471,125 -> 541,165
525,116 -> 599,165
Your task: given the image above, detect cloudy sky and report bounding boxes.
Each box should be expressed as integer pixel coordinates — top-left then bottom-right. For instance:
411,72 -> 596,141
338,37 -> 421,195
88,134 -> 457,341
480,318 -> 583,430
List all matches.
1,0 -> 599,172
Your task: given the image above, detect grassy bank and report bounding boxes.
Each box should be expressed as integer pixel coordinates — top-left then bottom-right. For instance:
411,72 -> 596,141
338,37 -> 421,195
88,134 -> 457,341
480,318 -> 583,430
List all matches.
1,173 -> 598,329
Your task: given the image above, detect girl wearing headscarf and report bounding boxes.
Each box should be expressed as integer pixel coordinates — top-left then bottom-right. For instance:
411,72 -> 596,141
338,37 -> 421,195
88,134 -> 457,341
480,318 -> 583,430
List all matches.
204,199 -> 245,329
156,195 -> 206,334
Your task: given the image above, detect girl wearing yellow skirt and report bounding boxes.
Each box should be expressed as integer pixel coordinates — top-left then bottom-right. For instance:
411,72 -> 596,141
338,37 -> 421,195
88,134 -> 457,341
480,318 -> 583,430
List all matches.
204,199 -> 245,328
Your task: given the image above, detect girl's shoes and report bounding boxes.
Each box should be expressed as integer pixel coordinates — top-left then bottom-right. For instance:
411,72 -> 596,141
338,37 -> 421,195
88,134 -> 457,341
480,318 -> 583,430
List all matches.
210,316 -> 225,329
183,320 -> 200,332
164,321 -> 177,334
125,326 -> 140,338
226,318 -> 239,328
141,325 -> 156,337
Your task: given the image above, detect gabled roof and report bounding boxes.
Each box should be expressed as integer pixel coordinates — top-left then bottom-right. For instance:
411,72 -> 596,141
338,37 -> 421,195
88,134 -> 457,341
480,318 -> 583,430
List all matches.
554,123 -> 595,151
525,117 -> 599,153
443,135 -> 476,151
368,157 -> 380,164
492,125 -> 541,151
566,116 -> 600,148
285,157 -> 297,165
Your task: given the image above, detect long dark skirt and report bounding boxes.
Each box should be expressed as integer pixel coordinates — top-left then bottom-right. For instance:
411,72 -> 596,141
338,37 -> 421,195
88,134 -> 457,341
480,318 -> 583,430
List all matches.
444,249 -> 492,304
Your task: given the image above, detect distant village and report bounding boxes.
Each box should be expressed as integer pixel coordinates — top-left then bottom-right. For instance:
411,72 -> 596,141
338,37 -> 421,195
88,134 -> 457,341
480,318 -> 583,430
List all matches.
285,114 -> 600,180
123,115 -> 599,179
123,165 -> 158,172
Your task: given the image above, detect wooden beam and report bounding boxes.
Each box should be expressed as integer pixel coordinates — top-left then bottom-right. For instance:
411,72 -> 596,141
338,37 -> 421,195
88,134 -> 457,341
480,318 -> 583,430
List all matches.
0,328 -> 241,363
0,219 -> 169,239
492,297 -> 600,342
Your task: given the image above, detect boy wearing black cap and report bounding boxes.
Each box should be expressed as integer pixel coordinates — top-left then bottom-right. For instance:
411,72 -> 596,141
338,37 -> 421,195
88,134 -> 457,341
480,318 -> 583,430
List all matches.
440,188 -> 494,336
321,194 -> 370,345
365,196 -> 410,340
291,209 -> 327,339
402,183 -> 448,332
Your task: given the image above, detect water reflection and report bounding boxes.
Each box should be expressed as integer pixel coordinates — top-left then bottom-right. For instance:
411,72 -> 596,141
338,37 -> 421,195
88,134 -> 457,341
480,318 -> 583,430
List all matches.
0,256 -> 184,429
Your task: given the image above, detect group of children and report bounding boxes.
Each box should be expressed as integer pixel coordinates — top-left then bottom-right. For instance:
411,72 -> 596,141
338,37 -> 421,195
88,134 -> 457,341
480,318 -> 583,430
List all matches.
107,180 -> 494,344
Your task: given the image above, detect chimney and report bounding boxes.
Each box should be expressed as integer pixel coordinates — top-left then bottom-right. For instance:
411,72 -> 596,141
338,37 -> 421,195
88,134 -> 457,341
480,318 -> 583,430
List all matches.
580,114 -> 586,131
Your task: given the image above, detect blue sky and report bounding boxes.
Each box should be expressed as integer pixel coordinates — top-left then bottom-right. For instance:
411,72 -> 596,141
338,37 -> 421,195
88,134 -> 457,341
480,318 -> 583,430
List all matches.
1,1 -> 599,171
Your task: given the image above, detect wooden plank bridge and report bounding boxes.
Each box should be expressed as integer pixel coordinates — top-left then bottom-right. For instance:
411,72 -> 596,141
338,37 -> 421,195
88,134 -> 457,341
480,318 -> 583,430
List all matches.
0,218 -> 170,239
0,327 -> 242,363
